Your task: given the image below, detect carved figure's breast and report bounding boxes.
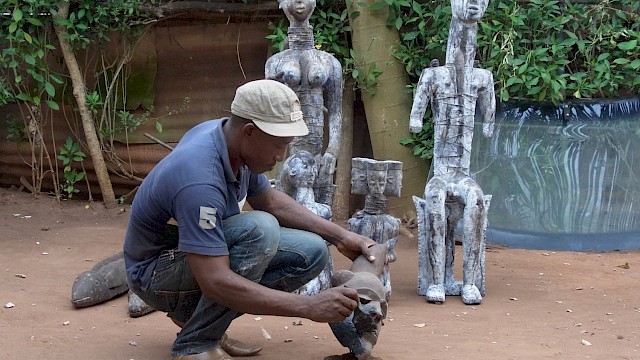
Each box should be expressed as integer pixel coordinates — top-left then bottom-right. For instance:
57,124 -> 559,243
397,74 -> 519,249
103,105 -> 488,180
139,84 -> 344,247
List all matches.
279,60 -> 302,87
306,62 -> 329,87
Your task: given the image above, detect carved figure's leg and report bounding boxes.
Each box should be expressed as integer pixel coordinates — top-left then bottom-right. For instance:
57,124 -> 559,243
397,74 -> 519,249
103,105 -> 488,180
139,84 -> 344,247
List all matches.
314,174 -> 336,206
444,202 -> 463,296
413,196 -> 429,296
477,195 -> 492,296
381,266 -> 391,302
383,233 -> 397,301
460,179 -> 485,305
424,178 -> 447,303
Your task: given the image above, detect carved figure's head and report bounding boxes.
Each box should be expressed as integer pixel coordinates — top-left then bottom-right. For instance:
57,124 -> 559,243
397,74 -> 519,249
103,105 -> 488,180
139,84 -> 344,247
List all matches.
366,168 -> 389,195
279,0 -> 316,26
329,270 -> 387,357
286,150 -> 317,187
451,0 -> 489,23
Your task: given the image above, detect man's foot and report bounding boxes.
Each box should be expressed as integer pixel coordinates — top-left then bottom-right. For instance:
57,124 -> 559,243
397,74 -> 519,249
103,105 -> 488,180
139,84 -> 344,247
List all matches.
168,319 -> 261,357
172,347 -> 234,360
221,333 -> 263,357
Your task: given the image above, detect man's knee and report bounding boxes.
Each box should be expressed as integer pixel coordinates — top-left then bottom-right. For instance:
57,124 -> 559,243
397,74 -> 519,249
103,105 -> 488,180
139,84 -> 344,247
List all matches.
227,211 -> 280,251
305,235 -> 330,271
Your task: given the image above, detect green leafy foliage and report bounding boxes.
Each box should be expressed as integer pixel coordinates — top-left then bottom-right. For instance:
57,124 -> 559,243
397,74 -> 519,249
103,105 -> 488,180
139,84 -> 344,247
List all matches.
5,115 -> 26,143
392,0 -> 640,104
56,137 -> 86,198
399,111 -> 435,160
392,0 -> 640,160
1,0 -> 63,112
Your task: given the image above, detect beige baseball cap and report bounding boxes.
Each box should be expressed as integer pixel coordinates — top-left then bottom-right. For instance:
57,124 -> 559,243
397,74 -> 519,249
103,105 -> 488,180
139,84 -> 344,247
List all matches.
231,79 -> 309,137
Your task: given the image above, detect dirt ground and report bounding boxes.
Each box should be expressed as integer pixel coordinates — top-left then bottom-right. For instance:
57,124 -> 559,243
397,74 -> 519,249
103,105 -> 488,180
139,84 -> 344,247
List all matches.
1,187 -> 639,360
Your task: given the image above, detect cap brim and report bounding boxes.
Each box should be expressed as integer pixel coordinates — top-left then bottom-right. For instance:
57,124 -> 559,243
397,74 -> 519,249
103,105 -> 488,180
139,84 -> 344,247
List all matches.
252,119 -> 309,137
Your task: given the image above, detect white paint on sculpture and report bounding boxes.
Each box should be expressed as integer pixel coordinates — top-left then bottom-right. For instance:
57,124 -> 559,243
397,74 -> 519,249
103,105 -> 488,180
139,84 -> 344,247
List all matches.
267,0 -> 343,296
267,0 -> 342,206
348,158 -> 402,302
410,0 -> 495,305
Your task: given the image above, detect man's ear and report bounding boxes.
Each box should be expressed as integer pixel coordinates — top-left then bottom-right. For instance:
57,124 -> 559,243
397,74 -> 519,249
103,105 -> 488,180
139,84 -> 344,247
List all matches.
242,123 -> 257,137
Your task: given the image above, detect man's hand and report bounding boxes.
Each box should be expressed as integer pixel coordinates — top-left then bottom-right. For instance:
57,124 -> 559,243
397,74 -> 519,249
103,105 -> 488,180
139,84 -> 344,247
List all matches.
335,231 -> 377,262
305,287 -> 359,322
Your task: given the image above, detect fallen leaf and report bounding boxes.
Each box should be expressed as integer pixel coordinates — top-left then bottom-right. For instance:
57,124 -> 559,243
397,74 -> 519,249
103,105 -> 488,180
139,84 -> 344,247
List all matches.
261,327 -> 271,340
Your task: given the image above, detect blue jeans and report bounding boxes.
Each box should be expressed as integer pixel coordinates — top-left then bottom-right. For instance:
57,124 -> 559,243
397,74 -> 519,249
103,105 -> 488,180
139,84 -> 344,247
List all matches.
132,211 -> 329,356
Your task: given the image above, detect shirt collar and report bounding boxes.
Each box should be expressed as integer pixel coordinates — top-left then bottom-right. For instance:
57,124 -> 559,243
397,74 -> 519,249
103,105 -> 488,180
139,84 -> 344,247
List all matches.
212,118 -> 240,184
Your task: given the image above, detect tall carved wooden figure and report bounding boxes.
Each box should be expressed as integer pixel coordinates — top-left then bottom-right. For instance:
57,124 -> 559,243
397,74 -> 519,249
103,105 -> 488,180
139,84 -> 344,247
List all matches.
266,0 -> 343,296
348,158 -> 402,302
409,0 -> 495,305
266,0 -> 343,207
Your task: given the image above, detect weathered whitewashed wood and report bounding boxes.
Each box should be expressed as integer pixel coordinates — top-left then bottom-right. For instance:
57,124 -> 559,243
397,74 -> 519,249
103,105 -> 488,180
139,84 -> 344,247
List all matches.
329,243 -> 389,359
409,0 -> 495,305
267,0 -> 343,206
348,158 -> 402,301
279,150 -> 332,220
267,0 -> 343,297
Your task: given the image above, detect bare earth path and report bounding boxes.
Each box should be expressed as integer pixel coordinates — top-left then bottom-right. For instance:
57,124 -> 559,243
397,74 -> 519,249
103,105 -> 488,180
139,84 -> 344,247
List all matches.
1,187 -> 639,360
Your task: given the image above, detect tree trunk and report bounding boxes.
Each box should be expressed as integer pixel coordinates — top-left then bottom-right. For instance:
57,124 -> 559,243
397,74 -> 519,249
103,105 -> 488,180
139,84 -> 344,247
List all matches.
348,0 -> 429,217
53,2 -> 117,208
332,78 -> 356,221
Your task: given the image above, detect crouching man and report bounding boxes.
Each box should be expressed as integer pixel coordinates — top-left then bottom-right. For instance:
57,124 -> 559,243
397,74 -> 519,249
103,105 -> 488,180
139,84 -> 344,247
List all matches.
124,79 -> 376,360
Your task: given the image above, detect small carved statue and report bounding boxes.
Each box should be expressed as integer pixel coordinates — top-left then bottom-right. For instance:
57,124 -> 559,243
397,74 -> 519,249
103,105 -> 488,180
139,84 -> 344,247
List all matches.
329,243 -> 388,360
279,150 -> 332,220
348,158 -> 402,301
267,0 -> 343,206
280,150 -> 334,295
409,0 -> 495,305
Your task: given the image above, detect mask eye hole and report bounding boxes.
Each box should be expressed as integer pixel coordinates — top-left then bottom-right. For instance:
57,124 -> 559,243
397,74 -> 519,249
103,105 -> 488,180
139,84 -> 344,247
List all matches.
359,297 -> 371,305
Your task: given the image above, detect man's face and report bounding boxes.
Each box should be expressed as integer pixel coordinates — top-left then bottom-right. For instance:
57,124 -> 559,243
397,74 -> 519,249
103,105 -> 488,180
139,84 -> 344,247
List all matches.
241,125 -> 293,174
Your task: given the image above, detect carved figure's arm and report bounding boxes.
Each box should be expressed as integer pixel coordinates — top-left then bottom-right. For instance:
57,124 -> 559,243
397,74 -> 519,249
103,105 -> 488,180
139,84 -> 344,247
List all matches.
477,71 -> 496,137
409,68 -> 435,133
319,55 -> 343,176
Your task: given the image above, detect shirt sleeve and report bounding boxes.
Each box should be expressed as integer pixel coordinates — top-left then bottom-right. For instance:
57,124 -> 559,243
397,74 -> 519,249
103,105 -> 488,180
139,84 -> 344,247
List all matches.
247,173 -> 271,197
173,183 -> 230,256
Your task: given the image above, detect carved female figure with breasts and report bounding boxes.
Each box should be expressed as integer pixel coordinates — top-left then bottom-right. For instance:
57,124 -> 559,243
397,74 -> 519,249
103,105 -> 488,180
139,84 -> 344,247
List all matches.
266,0 -> 343,206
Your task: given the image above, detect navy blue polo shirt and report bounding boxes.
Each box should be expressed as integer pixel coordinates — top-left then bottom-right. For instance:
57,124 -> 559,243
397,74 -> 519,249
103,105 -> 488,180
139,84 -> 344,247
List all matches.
123,118 -> 271,289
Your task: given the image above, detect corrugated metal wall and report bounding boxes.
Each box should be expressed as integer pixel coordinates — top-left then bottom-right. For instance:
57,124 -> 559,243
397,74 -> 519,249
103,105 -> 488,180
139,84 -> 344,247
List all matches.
0,19 -> 274,199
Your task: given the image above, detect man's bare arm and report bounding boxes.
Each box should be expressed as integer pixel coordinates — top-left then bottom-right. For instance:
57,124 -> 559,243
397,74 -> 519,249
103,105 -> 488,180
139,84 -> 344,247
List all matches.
187,253 -> 358,322
248,188 -> 376,261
